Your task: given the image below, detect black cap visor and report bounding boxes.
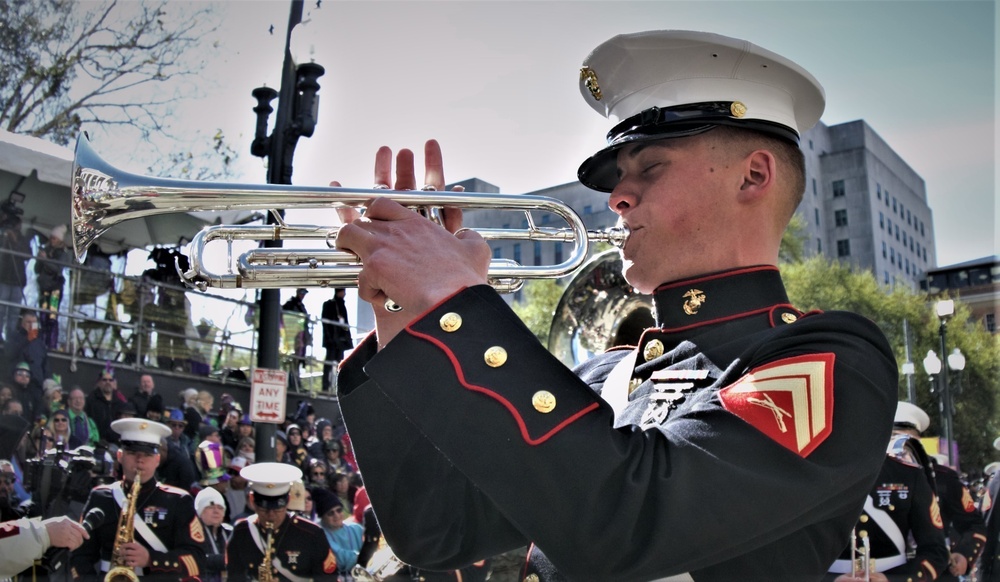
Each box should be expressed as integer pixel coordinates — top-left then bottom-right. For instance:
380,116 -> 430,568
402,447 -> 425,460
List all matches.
120,440 -> 160,455
254,492 -> 289,510
577,102 -> 799,192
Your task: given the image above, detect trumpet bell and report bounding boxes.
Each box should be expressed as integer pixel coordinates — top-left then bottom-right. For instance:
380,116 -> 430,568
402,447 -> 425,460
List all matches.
548,250 -> 654,367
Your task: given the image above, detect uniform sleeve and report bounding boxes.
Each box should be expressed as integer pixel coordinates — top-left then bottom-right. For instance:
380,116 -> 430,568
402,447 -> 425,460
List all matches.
939,468 -> 988,563
226,523 -> 251,581
884,467 -> 950,581
71,490 -> 108,579
145,491 -> 206,579
340,285 -> 897,579
0,518 -> 49,577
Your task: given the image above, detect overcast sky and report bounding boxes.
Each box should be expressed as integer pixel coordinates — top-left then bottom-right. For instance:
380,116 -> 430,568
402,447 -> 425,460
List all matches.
99,0 -> 995,298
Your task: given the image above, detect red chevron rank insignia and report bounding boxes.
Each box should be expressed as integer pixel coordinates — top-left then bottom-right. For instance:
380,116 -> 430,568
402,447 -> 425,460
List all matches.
719,353 -> 835,458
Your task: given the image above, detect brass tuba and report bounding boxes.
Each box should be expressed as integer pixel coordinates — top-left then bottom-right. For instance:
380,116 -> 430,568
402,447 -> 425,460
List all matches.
105,471 -> 141,582
547,250 -> 654,367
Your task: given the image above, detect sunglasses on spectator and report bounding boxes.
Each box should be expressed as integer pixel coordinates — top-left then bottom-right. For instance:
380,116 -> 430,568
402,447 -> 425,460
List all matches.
52,417 -> 68,423
15,370 -> 29,376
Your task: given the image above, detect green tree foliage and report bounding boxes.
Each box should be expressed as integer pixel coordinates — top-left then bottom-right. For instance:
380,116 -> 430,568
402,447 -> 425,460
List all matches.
511,278 -> 565,344
783,257 -> 1000,472
0,0 -> 236,178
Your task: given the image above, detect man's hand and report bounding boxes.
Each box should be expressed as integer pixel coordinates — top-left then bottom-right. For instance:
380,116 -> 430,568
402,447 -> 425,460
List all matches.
948,552 -> 968,576
335,140 -> 490,347
120,541 -> 151,568
43,516 -> 88,551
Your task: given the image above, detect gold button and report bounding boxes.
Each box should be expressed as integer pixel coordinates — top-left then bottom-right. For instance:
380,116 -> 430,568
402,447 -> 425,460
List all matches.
859,514 -> 869,523
153,561 -> 159,566
485,346 -> 507,367
857,529 -> 867,538
643,339 -> 664,361
628,377 -> 642,395
524,575 -> 540,582
781,312 -> 798,324
730,101 -> 747,118
532,391 -> 556,413
889,504 -> 895,511
440,312 -> 462,332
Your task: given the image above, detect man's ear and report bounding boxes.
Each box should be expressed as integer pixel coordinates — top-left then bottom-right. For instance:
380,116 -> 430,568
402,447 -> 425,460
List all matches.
738,150 -> 776,199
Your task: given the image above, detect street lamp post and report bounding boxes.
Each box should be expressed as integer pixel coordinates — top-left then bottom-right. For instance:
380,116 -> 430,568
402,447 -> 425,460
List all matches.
248,0 -> 325,462
922,348 -> 944,459
932,299 -> 962,467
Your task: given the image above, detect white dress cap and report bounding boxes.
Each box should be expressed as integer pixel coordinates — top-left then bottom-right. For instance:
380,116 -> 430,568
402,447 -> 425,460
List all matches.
241,462 -> 303,497
893,401 -> 930,434
111,418 -> 171,451
576,30 -> 825,192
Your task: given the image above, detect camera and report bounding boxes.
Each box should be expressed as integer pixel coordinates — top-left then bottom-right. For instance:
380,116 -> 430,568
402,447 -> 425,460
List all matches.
0,192 -> 24,230
22,442 -> 115,518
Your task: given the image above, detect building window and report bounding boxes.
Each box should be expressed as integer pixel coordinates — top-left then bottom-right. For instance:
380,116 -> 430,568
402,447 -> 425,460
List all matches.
879,212 -> 884,229
817,238 -> 822,253
835,209 -> 848,227
832,180 -> 846,198
812,178 -> 817,196
890,248 -> 895,264
815,208 -> 820,225
554,244 -> 563,265
884,271 -> 890,284
837,239 -> 851,257
892,197 -> 897,213
493,247 -> 502,259
899,202 -> 904,218
907,209 -> 911,225
882,241 -> 887,258
809,139 -> 814,150
533,242 -> 542,266
905,258 -> 910,274
902,232 -> 907,246
887,218 -> 892,232
986,313 -> 995,333
583,205 -> 593,215
513,243 -> 521,265
877,183 -> 881,199
885,191 -> 890,207
923,248 -> 927,262
920,221 -> 925,236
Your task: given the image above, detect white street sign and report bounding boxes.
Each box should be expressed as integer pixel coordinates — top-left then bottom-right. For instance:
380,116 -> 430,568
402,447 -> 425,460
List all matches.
250,368 -> 287,424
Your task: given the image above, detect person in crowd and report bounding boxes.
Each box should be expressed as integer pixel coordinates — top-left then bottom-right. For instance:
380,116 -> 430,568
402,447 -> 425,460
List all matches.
70,418 -> 206,580
224,458 -> 250,521
307,458 -> 328,490
41,377 -> 62,415
330,472 -> 354,517
0,515 -> 89,578
314,487 -> 363,578
84,368 -> 126,445
0,215 -> 32,345
219,407 -> 241,451
6,362 -> 36,421
321,287 -> 353,392
34,224 -> 68,349
227,462 -> 337,581
322,438 -> 354,476
196,390 -> 216,426
332,29 -> 897,579
179,387 -> 202,443
1,397 -> 23,417
235,436 -> 255,466
281,288 -> 311,390
0,385 -> 12,410
0,459 -> 24,521
66,387 -> 99,448
236,413 -> 254,442
196,425 -> 231,493
194,486 -> 232,582
164,407 -> 193,456
285,423 -> 309,470
48,409 -> 72,448
129,373 -> 155,419
157,436 -> 198,491
893,401 -> 987,579
275,430 -> 291,465
145,393 -> 164,422
306,417 -> 333,459
4,311 -> 48,396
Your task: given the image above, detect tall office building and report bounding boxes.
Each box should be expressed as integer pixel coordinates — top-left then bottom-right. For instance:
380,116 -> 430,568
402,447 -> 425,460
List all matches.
461,119 -> 937,302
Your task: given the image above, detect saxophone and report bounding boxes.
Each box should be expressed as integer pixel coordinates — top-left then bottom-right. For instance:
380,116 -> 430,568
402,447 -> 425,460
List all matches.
258,521 -> 276,582
105,471 -> 141,582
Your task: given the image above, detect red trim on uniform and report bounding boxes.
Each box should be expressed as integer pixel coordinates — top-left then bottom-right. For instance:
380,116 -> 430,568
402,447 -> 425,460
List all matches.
653,265 -> 778,293
405,327 -> 600,445
922,560 -> 938,580
0,521 -> 20,539
767,305 -> 806,327
657,304 -> 798,335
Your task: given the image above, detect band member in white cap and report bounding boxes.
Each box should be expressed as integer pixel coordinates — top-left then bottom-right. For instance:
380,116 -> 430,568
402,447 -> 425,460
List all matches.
892,401 -> 987,580
334,29 -> 898,580
70,418 -> 206,581
227,462 -> 337,581
978,437 -> 1000,581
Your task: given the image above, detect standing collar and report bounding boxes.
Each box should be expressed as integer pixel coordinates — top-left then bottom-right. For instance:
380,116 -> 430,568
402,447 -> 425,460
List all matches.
652,266 -> 792,330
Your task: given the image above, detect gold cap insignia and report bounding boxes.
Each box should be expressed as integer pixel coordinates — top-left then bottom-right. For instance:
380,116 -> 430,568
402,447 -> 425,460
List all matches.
682,289 -> 706,315
730,101 -> 747,118
781,312 -> 798,324
580,67 -> 602,101
140,423 -> 148,430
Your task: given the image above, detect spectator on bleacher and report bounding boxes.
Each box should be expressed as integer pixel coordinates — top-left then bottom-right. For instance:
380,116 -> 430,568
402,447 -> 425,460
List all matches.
41,377 -> 61,415
236,414 -> 254,441
34,224 -> 68,350
4,309 -> 47,418
165,407 -> 193,455
84,367 -> 126,445
224,456 -> 250,520
195,487 -> 231,582
180,387 -> 201,442
158,436 -> 198,491
48,409 -> 71,448
286,424 -> 309,470
7,362 -> 37,421
145,393 -> 164,422
322,438 -> 354,476
307,417 -> 334,458
330,471 -> 354,516
219,408 -> 240,451
275,430 -> 291,465
0,215 -> 31,345
129,372 -> 156,419
66,387 -> 98,448
307,458 -> 328,489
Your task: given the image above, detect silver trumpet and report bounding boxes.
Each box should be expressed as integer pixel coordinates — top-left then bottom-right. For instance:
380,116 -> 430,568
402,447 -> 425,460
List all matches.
72,136 -> 629,291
